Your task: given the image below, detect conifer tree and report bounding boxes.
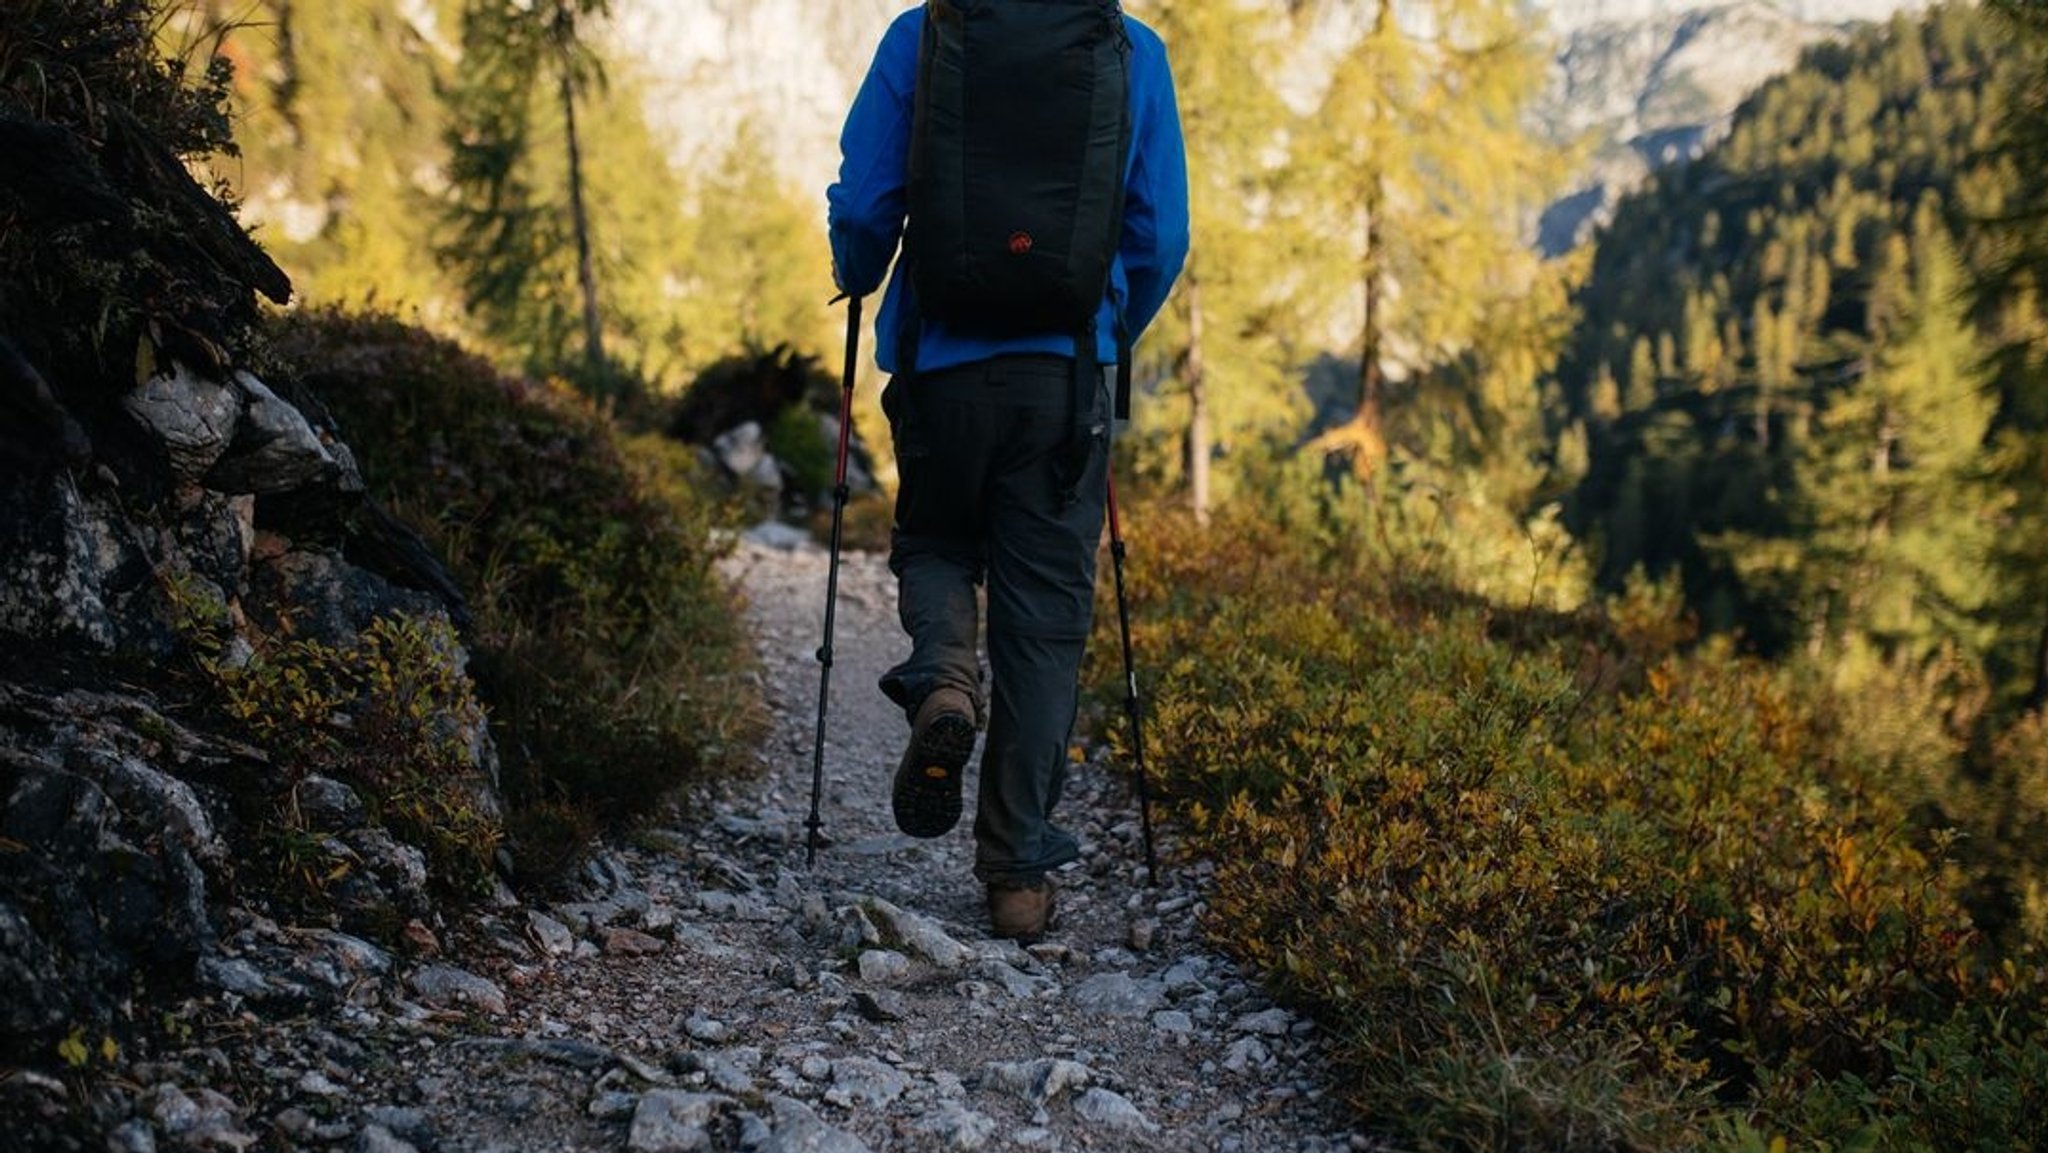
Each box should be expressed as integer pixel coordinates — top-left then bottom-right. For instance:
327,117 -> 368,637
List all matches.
666,120 -> 836,378
441,0 -> 613,385
1560,4 -> 2046,674
191,0 -> 465,310
1984,0 -> 2048,710
1721,217 -> 2000,665
1132,0 -> 1311,521
1296,0 -> 1573,481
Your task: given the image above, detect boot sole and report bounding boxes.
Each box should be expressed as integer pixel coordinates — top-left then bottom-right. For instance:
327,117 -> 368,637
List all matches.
892,713 -> 974,838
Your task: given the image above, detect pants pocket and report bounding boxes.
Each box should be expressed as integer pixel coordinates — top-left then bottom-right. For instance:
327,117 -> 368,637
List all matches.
882,375 -> 928,462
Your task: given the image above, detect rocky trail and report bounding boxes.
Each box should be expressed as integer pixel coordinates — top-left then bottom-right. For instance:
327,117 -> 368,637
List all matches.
33,531 -> 1367,1153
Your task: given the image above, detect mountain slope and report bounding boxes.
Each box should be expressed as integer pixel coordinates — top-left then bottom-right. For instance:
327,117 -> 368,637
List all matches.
608,0 -> 1929,252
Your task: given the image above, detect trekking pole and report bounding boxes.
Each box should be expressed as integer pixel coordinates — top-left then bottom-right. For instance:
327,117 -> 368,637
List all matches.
1104,472 -> 1160,886
806,293 -> 863,868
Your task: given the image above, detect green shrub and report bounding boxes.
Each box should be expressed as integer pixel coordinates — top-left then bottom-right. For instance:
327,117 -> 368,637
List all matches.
767,403 -> 833,505
266,310 -> 763,873
223,615 -> 500,895
1094,498 -> 2048,1151
164,565 -> 501,898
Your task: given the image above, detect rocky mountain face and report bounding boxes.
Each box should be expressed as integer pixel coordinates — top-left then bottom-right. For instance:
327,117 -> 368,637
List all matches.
611,0 -> 1931,252
1537,0 -> 1932,251
0,42 -> 499,1091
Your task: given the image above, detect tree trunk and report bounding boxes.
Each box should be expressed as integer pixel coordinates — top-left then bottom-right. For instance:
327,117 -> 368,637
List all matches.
559,61 -> 604,378
1357,0 -> 1392,448
1319,0 -> 1392,479
1184,275 -> 1212,526
2028,604 -> 2048,714
1357,189 -> 1385,442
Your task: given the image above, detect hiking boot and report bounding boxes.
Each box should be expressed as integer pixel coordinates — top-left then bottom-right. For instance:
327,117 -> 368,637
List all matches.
987,879 -> 1056,942
892,686 -> 975,838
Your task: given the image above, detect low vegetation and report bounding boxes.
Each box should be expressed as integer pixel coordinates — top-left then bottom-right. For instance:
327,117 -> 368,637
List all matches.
267,310 -> 763,880
1093,496 -> 2048,1150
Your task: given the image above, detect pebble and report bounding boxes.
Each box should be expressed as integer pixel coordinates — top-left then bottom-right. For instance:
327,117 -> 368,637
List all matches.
672,1011 -> 723,1043
406,964 -> 507,1016
1068,971 -> 1166,1017
856,949 -> 912,984
1073,1086 -> 1157,1132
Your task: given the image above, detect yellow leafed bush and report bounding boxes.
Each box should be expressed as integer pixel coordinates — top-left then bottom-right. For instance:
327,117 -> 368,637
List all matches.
1092,501 -> 2048,1151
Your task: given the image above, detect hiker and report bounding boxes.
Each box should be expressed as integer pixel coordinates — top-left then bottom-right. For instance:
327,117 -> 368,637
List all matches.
826,1 -> 1189,941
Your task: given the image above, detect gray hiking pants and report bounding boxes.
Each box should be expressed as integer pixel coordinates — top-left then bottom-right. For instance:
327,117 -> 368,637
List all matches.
878,355 -> 1110,887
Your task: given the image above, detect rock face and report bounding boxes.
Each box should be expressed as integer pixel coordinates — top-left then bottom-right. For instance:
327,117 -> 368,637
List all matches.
0,343 -> 497,1069
0,25 -> 502,1089
1535,0 -> 1932,252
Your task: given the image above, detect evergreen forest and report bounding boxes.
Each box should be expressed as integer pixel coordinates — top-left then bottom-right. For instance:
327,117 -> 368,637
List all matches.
6,0 -> 2048,1147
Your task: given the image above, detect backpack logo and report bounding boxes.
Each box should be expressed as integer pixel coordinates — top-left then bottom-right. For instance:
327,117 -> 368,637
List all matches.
1007,231 -> 1035,256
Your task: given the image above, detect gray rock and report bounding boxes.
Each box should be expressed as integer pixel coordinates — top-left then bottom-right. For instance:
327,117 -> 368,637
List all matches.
856,949 -> 910,984
0,720 -> 216,1030
294,775 -> 367,833
1073,1087 -> 1157,1132
107,1119 -> 158,1153
1222,1036 -> 1271,1074
604,926 -> 666,955
554,900 -> 628,936
1152,1009 -> 1195,1036
339,827 -> 432,921
975,958 -> 1054,1000
0,474 -> 142,651
742,520 -> 815,551
1235,1007 -> 1293,1036
355,1124 -> 420,1153
835,905 -> 882,950
527,910 -> 577,956
199,956 -> 274,999
670,924 -> 748,962
852,989 -> 907,1022
686,1047 -> 761,1095
977,1058 -> 1090,1106
148,1083 -> 254,1150
207,371 -> 341,494
683,1011 -> 732,1043
361,1106 -> 431,1144
911,1101 -> 998,1150
699,889 -> 771,920
1068,971 -> 1165,1017
749,1095 -> 872,1153
304,929 -> 394,978
122,362 -> 241,480
629,1090 -> 731,1153
745,454 -> 785,493
825,1056 -> 909,1108
298,1070 -> 348,1097
94,752 -> 224,863
865,898 -> 974,970
714,422 -> 770,480
407,964 -> 506,1016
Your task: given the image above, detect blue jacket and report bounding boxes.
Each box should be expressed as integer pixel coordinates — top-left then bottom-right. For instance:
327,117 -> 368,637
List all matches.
827,5 -> 1190,374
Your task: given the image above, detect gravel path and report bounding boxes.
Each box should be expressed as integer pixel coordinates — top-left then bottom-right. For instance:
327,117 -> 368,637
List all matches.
41,531 -> 1368,1153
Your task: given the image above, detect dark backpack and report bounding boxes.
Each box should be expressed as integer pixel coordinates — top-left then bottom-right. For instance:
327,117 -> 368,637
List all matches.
903,0 -> 1133,356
